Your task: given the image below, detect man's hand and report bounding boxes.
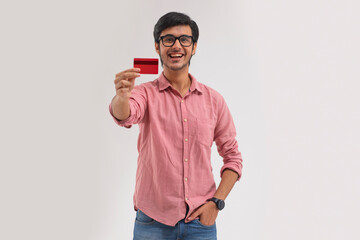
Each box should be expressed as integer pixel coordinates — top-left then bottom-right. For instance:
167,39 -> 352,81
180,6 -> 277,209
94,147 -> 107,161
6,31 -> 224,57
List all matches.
111,68 -> 141,121
114,68 -> 141,101
187,201 -> 219,226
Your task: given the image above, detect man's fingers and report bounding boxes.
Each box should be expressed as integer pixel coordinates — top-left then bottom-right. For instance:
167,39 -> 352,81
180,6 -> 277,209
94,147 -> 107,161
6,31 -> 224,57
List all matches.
113,68 -> 140,98
124,67 -> 141,73
115,80 -> 133,89
115,72 -> 140,80
115,68 -> 141,77
114,73 -> 140,85
187,210 -> 200,220
117,87 -> 130,94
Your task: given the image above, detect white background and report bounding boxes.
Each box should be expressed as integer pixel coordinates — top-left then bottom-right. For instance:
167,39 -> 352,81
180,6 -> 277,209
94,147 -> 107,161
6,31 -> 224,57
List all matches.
1,0 -> 359,239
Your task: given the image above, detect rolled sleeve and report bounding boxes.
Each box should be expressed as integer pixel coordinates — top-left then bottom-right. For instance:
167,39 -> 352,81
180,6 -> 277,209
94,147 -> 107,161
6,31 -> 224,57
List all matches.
109,103 -> 136,128
214,95 -> 243,181
109,84 -> 148,128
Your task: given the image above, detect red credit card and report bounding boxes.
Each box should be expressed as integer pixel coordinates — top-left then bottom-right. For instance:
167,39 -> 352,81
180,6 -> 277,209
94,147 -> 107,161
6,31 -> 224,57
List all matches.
134,58 -> 159,74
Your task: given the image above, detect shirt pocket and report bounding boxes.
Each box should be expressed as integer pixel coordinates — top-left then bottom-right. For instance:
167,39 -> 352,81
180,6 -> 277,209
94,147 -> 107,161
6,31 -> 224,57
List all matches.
196,117 -> 214,147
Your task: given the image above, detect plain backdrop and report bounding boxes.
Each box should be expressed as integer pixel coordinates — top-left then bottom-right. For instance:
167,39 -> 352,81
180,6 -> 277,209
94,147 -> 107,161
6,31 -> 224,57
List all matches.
1,0 -> 359,239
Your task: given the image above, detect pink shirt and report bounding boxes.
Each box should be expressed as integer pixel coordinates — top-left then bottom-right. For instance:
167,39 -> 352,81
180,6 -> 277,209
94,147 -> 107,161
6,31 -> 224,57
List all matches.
109,72 -> 243,226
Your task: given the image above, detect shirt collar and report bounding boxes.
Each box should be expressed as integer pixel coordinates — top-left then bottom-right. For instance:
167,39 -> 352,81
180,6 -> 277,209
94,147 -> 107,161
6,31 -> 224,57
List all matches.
158,72 -> 203,94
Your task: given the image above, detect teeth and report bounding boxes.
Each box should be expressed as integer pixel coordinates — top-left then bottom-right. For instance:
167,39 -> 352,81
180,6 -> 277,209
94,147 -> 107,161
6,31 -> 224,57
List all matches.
170,54 -> 183,57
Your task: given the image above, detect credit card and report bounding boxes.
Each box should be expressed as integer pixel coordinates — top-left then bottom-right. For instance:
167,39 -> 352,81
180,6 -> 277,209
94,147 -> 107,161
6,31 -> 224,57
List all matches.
134,58 -> 159,74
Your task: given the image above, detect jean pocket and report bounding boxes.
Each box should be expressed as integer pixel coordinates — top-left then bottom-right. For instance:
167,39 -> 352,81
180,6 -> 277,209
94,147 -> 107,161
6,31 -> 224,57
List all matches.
136,210 -> 155,224
194,219 -> 216,228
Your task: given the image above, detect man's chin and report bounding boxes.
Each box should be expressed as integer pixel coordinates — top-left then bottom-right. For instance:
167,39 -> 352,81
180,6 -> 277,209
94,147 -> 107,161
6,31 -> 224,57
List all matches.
164,62 -> 189,71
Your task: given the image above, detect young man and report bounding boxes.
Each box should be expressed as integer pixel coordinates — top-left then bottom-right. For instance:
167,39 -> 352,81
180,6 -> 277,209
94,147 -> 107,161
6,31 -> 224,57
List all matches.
109,12 -> 243,240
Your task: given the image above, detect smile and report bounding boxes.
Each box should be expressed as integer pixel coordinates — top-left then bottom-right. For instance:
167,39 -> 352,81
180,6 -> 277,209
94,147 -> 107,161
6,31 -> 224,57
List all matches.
169,53 -> 184,58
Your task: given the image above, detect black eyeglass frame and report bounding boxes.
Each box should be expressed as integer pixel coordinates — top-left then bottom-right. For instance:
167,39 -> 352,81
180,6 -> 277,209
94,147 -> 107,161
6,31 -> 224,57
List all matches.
158,34 -> 194,47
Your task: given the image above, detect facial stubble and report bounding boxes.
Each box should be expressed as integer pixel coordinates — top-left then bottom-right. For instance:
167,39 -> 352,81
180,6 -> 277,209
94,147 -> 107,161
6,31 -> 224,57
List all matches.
158,45 -> 195,71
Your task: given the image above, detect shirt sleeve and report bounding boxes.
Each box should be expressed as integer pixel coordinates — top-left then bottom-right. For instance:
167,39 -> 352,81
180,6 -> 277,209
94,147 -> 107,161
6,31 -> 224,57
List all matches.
214,94 -> 243,181
109,84 -> 148,128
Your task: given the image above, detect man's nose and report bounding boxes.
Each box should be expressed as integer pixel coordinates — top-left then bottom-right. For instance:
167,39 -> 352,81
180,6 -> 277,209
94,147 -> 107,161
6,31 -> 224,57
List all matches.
172,38 -> 182,48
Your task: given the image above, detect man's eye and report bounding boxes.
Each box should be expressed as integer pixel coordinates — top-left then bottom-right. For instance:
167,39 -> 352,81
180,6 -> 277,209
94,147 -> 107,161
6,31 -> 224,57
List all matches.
180,37 -> 191,43
164,37 -> 174,43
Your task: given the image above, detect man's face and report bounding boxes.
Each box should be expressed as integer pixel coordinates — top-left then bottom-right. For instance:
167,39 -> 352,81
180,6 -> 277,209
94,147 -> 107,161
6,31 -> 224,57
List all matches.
155,25 -> 197,72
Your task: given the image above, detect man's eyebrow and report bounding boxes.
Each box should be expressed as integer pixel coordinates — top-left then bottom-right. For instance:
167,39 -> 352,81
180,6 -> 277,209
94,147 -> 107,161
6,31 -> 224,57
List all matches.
161,34 -> 192,37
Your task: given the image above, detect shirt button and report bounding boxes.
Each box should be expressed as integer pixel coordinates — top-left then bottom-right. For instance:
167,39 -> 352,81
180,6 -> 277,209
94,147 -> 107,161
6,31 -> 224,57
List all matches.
184,158 -> 188,162
184,118 -> 187,122
181,100 -> 184,103
185,197 -> 189,201
185,138 -> 188,142
184,177 -> 188,182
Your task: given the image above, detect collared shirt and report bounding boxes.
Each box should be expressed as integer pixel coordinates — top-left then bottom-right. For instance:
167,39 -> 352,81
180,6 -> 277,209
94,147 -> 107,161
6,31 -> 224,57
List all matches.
109,72 -> 243,226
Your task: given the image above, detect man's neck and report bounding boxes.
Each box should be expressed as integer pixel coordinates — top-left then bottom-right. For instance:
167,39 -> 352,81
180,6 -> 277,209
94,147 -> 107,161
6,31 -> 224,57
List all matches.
163,67 -> 191,95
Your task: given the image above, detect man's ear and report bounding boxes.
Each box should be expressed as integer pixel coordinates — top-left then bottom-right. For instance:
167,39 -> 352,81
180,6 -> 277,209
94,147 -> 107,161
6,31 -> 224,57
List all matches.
155,42 -> 160,55
192,42 -> 197,56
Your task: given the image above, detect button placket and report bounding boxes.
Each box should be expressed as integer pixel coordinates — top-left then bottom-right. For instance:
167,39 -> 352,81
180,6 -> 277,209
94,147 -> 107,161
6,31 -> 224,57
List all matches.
180,97 -> 190,203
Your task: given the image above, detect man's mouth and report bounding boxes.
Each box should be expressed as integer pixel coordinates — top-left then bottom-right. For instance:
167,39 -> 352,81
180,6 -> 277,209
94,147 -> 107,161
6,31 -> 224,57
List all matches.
168,53 -> 184,59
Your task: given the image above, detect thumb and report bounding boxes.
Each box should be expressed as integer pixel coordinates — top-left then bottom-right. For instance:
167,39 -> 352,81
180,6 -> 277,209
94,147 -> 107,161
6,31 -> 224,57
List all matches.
187,210 -> 201,220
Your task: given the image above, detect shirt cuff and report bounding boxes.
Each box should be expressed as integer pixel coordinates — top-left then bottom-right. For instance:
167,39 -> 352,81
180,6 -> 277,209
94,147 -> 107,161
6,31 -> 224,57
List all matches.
109,103 -> 133,128
220,163 -> 242,181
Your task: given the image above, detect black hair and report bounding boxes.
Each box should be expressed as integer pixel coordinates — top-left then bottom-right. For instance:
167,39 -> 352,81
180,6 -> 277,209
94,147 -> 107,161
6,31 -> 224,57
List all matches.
153,12 -> 199,43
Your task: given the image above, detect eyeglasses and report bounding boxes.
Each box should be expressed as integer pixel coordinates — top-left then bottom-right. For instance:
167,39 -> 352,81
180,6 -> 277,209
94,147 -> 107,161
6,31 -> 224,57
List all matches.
159,34 -> 194,47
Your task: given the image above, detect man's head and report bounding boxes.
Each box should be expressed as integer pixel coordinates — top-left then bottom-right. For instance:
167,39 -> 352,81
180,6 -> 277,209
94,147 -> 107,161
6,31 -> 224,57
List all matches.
154,12 -> 199,72
154,12 -> 199,45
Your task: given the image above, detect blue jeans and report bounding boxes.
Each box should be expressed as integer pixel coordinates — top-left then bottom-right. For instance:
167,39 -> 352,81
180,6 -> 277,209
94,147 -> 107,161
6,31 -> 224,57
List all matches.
133,209 -> 217,240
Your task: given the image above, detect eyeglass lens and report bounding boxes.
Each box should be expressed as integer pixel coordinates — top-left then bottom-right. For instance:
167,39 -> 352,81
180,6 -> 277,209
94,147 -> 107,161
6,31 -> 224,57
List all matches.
162,35 -> 192,47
